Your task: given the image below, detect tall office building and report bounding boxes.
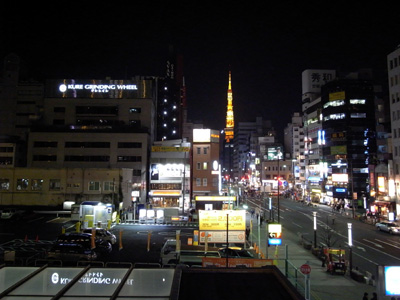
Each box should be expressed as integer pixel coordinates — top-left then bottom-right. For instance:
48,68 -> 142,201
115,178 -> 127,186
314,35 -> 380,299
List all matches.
321,73 -> 377,207
388,45 -> 400,214
156,47 -> 185,141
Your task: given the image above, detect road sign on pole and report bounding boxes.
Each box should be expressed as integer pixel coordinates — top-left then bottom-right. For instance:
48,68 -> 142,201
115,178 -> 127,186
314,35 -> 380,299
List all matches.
300,263 -> 311,275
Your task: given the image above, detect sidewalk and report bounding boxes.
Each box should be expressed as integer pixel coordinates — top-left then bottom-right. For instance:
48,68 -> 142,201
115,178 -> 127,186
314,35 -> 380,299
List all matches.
249,216 -> 377,300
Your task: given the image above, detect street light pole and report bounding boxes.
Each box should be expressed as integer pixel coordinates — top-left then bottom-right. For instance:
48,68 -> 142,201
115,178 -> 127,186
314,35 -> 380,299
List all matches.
348,223 -> 353,273
313,211 -> 317,248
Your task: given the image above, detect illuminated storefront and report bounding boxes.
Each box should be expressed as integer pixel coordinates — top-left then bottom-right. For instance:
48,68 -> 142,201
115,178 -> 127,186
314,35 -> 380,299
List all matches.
149,142 -> 191,211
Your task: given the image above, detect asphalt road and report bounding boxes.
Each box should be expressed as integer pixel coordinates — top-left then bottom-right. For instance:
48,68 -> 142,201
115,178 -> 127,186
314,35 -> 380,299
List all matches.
245,196 -> 400,280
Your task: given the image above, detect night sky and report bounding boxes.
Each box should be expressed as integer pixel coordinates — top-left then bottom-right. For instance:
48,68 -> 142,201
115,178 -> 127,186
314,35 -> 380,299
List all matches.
2,2 -> 400,140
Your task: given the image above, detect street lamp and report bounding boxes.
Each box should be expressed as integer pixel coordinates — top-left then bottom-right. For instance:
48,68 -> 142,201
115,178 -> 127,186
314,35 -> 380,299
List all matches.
347,223 -> 353,272
313,211 -> 317,248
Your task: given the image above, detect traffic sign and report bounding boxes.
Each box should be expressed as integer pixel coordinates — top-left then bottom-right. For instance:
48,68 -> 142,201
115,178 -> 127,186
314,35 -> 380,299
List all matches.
300,264 -> 311,275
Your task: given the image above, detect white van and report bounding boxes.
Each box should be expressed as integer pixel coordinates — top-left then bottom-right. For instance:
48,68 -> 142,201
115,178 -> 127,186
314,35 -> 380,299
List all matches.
159,239 -> 220,266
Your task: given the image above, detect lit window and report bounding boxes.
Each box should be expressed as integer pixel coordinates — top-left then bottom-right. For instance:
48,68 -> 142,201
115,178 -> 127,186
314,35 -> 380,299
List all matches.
323,100 -> 345,108
351,113 -> 366,118
16,179 -> 29,190
350,99 -> 366,104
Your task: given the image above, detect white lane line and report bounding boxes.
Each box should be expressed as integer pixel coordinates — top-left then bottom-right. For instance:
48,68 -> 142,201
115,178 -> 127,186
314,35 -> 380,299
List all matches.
292,222 -> 302,228
375,238 -> 400,250
363,239 -> 384,248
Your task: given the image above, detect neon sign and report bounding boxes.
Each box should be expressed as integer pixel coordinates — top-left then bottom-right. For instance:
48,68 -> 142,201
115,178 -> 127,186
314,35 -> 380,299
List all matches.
59,83 -> 138,93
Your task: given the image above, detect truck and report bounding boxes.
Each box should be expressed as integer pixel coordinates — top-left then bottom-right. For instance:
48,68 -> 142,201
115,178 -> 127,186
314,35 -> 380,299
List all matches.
159,238 -> 220,266
162,207 -> 180,224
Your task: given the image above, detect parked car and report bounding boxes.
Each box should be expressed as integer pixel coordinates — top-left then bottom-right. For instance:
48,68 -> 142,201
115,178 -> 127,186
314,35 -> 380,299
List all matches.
82,228 -> 117,245
375,221 -> 400,234
55,232 -> 112,256
47,243 -> 98,262
218,247 -> 255,258
1,208 -> 25,220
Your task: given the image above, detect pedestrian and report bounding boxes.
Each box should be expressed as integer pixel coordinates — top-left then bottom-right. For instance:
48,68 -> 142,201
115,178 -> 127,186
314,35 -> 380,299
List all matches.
362,292 -> 368,300
371,292 -> 377,300
245,226 -> 250,241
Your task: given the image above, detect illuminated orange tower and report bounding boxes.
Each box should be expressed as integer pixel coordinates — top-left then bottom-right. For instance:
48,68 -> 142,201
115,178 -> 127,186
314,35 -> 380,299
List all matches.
225,70 -> 234,142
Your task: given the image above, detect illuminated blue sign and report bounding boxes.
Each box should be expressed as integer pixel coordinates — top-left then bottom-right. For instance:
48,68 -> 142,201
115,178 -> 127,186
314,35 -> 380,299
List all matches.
268,238 -> 282,245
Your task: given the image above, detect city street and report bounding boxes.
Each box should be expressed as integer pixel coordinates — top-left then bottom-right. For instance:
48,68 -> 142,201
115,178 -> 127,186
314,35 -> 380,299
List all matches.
245,195 -> 400,280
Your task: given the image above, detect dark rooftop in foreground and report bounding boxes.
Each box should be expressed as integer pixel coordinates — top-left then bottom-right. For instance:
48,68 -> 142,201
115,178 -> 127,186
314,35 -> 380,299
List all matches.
171,266 -> 305,300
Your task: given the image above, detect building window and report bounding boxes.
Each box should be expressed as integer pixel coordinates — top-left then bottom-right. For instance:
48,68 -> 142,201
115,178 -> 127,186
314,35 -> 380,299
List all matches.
0,179 -> 10,190
197,162 -> 201,170
88,181 -> 100,191
65,155 -> 110,162
54,107 -> 65,113
133,169 -> 141,176
65,142 -> 110,148
118,142 -> 142,148
202,162 -> 208,170
34,141 -> 58,148
49,179 -> 61,191
117,156 -> 141,162
33,155 -> 57,162
350,113 -> 366,118
31,179 -> 43,191
129,107 -> 141,113
203,178 -> 207,186
197,147 -> 201,155
196,178 -> 201,186
16,179 -> 29,191
0,157 -> 13,165
104,181 -> 115,192
213,178 -> 218,186
203,148 -> 208,154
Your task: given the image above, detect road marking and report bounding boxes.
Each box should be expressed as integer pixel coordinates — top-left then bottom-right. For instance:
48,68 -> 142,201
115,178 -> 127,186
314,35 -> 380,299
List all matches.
292,222 -> 302,228
375,239 -> 400,250
344,242 -> 366,252
363,239 -> 384,248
